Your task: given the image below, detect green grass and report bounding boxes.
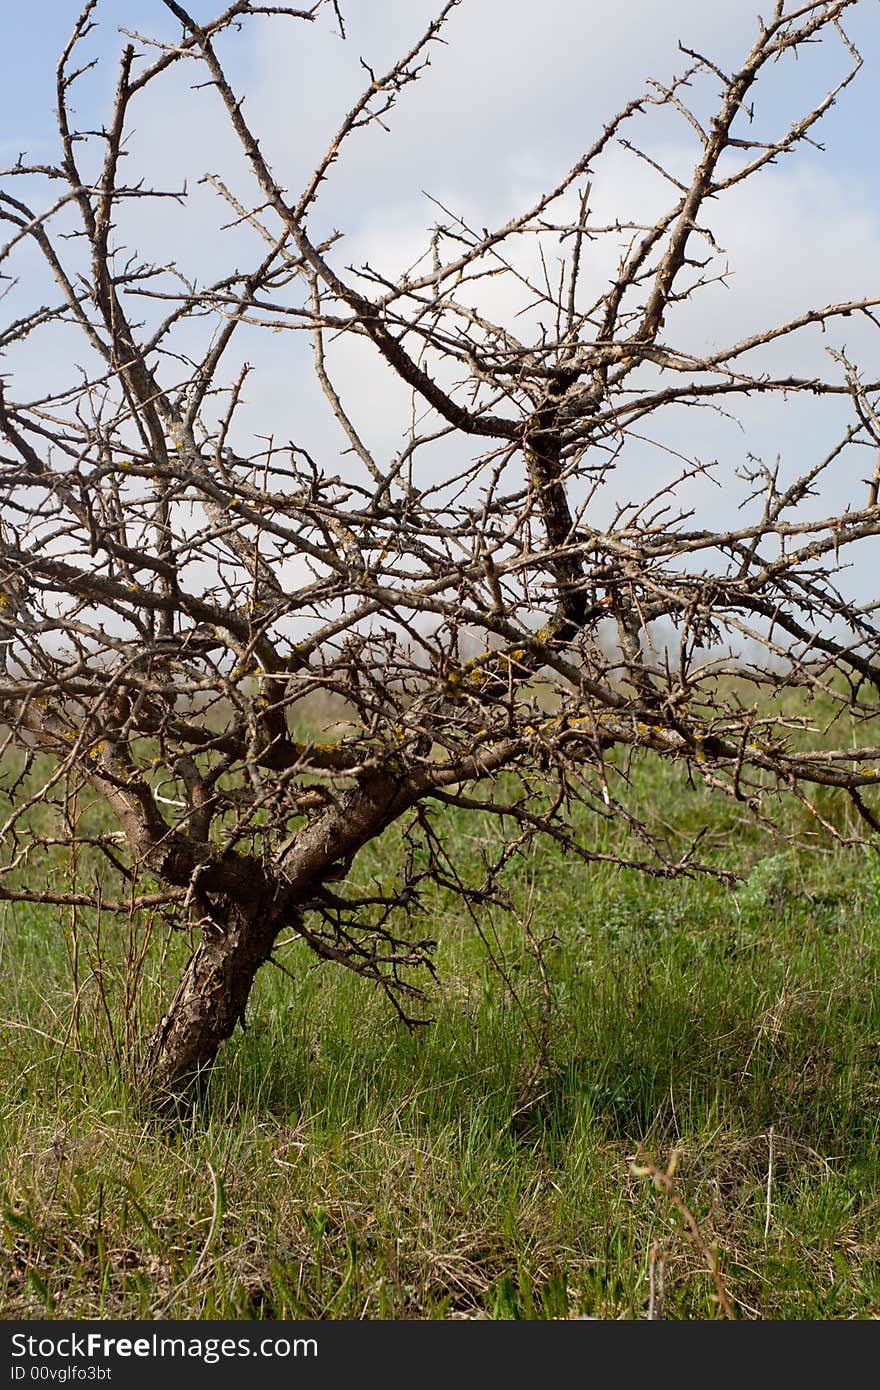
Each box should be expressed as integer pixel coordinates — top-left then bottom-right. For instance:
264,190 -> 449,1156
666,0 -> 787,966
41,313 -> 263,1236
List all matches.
2,749 -> 880,1319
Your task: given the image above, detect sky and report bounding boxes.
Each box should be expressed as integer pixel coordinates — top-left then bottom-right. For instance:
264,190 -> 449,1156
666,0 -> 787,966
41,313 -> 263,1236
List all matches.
2,1 -> 879,603
3,2 -> 878,191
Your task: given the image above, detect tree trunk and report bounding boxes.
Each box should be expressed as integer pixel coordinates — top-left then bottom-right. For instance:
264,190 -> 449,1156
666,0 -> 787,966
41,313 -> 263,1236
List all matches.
141,896 -> 286,1102
139,778 -> 408,1104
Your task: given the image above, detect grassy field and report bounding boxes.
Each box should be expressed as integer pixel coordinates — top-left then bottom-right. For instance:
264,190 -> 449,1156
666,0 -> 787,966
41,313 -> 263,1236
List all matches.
2,745 -> 880,1320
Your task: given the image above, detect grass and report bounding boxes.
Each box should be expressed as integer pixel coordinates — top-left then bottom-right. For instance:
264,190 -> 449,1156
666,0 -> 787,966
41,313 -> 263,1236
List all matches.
2,745 -> 880,1319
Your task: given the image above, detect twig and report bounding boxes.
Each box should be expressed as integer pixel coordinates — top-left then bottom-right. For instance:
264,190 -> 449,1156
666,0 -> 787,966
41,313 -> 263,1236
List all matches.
632,1151 -> 736,1320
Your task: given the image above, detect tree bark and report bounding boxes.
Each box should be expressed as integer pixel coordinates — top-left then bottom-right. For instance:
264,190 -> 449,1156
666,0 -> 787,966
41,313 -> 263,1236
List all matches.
141,894 -> 287,1102
139,776 -> 409,1103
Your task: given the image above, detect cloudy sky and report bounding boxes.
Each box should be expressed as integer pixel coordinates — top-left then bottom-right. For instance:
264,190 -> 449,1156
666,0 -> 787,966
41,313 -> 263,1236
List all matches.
2,1 -> 879,595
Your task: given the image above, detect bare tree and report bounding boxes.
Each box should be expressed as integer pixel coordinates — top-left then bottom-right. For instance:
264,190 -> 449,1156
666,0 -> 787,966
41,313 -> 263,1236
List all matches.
2,0 -> 879,1101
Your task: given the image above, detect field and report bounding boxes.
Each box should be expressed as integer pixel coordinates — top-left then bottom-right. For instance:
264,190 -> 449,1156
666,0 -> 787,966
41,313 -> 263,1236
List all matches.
2,741 -> 880,1320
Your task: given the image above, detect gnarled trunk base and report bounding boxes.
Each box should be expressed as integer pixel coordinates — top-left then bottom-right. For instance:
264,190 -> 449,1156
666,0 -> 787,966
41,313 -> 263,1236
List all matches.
141,898 -> 285,1102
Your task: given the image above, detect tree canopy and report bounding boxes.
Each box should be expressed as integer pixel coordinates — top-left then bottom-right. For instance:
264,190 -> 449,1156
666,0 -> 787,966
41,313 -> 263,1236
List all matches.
2,0 -> 879,1097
